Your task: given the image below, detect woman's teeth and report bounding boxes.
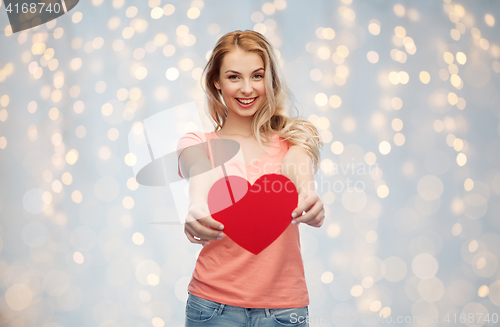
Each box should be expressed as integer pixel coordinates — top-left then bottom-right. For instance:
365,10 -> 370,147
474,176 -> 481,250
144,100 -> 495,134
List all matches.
237,98 -> 256,104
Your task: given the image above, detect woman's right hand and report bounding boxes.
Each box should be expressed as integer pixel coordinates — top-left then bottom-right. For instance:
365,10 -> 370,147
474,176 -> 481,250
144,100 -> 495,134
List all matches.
184,202 -> 225,245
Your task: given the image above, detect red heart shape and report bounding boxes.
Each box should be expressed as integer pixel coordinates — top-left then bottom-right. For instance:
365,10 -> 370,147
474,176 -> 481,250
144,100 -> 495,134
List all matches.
207,174 -> 298,255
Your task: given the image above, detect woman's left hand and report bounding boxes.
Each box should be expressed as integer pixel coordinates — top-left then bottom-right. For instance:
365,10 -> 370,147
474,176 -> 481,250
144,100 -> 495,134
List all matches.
291,191 -> 325,228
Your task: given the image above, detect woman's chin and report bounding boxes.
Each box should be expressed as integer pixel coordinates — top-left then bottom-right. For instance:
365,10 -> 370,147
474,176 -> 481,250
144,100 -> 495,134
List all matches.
234,111 -> 255,118
229,104 -> 260,116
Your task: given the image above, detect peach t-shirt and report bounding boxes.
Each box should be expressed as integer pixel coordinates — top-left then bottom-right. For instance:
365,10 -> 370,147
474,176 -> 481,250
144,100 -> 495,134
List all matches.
176,131 -> 309,308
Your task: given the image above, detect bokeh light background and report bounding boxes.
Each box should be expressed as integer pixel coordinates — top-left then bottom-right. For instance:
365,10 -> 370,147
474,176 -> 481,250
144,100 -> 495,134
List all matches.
1,0 -> 500,326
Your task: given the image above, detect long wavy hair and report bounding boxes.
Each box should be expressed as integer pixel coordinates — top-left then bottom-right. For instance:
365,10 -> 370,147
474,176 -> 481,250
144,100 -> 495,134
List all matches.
201,30 -> 323,173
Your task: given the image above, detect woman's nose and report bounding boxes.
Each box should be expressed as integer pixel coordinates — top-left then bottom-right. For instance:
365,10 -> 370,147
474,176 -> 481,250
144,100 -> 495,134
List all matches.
240,80 -> 253,94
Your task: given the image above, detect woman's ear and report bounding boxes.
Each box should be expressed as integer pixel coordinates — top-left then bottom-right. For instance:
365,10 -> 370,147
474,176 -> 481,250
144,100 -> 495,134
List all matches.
214,80 -> 220,90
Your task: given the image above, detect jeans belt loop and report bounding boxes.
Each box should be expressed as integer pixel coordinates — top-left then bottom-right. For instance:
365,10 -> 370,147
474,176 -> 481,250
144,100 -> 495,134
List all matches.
217,303 -> 225,315
265,308 -> 271,318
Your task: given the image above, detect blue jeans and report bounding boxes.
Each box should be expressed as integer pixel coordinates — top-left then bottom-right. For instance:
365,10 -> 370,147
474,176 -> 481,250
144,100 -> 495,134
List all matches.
185,293 -> 309,326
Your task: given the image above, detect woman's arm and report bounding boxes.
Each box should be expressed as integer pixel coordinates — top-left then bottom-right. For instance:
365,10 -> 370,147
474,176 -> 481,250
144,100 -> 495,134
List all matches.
179,146 -> 225,244
281,145 -> 325,228
179,146 -> 220,204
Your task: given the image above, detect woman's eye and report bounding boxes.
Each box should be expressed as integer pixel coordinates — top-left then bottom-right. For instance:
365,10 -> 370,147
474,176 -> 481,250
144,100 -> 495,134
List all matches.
227,74 -> 263,80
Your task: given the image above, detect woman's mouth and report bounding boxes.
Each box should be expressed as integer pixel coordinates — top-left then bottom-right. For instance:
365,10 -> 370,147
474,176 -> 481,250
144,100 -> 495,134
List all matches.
236,97 -> 257,107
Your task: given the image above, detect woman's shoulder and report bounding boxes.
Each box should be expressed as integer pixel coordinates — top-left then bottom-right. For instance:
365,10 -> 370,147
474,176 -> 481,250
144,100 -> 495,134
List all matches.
271,131 -> 292,152
184,130 -> 207,137
177,131 -> 215,153
179,130 -> 215,141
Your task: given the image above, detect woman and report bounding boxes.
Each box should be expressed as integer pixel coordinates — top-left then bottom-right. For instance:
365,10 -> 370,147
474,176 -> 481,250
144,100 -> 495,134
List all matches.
177,30 -> 324,326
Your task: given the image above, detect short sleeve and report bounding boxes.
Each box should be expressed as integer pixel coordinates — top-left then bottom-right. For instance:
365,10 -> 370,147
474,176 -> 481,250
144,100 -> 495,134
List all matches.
176,131 -> 209,179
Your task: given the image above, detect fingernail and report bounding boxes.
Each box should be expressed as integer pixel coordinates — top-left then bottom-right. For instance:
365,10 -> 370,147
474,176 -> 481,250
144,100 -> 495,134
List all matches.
292,212 -> 297,218
204,241 -> 210,245
291,220 -> 297,225
219,225 -> 224,230
217,236 -> 222,240
218,233 -> 223,239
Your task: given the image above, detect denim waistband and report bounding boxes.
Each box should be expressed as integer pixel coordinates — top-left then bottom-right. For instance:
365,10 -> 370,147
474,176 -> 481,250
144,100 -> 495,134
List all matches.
188,293 -> 274,317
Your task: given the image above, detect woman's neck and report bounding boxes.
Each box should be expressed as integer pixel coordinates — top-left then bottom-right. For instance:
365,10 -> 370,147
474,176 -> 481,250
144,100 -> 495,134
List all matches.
217,109 -> 276,141
218,109 -> 254,137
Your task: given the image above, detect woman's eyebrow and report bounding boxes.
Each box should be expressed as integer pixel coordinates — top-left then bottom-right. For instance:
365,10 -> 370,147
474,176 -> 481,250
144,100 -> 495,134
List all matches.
224,68 -> 264,74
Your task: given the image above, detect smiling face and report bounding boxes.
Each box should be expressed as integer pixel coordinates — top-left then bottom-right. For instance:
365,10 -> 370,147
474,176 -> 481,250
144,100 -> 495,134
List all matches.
214,48 -> 267,118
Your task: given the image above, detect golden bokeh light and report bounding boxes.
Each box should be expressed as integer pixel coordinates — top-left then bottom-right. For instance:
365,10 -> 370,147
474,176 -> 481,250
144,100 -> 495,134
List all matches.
176,24 -> 189,37
0,95 -> 9,107
450,29 -> 461,41
163,3 -> 175,15
329,95 -> 342,108
123,196 -> 135,209
0,109 -> 7,122
52,180 -> 63,193
342,117 -> 356,132
394,26 -> 406,38
72,190 -> 83,203
310,68 -> 322,81
122,27 -> 135,39
379,141 -> 391,155
5,284 -> 33,311
367,51 -> 379,64
187,7 -> 201,19
73,252 -> 85,264
166,67 -> 179,80
393,4 -> 405,17
478,285 -> 489,297
62,172 -> 73,185
338,6 -> 355,20
49,107 -> 60,120
368,19 -> 381,35
66,149 -> 79,165
391,97 -> 403,110
152,318 -> 165,327
485,14 -> 495,27
72,11 -> 83,23
151,7 -> 164,19
322,27 -> 335,40
101,103 -> 113,116
331,141 -> 344,155
132,232 -> 145,245
126,6 -> 138,18
124,153 -> 137,166
419,71 -> 431,84
377,184 -> 389,198
457,153 -> 467,166
456,51 -> 467,64
391,118 -> 403,131
315,93 -> 328,106
336,45 -> 349,58
453,138 -> 464,151
99,146 -> 112,160
394,133 -> 405,146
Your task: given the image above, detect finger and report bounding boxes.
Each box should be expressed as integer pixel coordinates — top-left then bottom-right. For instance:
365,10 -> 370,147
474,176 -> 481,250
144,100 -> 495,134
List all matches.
185,211 -> 211,224
185,214 -> 201,224
291,195 -> 315,218
307,211 -> 325,228
198,215 -> 225,231
293,201 -> 323,224
294,199 -> 321,223
185,220 -> 224,241
185,229 -> 209,245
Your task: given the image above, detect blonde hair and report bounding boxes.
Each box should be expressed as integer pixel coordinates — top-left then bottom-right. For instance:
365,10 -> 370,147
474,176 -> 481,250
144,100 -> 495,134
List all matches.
201,30 -> 323,173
